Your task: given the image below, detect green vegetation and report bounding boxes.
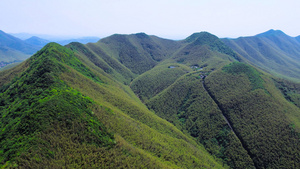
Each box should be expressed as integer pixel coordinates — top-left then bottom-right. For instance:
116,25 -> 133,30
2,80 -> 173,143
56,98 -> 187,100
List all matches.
167,32 -> 239,71
274,78 -> 300,108
222,62 -> 264,90
205,65 -> 300,168
147,73 -> 255,168
60,63 -> 224,169
185,32 -> 240,61
0,43 -> 114,167
222,29 -> 300,82
1,31 -> 300,168
95,34 -> 157,74
130,64 -> 190,102
0,41 -> 224,168
69,42 -> 136,84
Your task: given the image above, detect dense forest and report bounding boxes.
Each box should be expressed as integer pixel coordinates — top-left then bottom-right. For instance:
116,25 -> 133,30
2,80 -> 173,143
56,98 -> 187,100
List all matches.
0,31 -> 299,168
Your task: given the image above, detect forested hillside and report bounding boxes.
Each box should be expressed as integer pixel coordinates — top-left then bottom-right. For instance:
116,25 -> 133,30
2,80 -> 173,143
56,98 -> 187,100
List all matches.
0,43 -> 224,168
205,63 -> 300,168
0,31 -> 299,168
222,29 -> 300,82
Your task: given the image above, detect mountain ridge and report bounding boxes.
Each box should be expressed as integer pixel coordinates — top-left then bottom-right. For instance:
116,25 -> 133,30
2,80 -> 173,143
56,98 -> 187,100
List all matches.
24,36 -> 50,47
0,42 -> 225,168
222,29 -> 300,81
0,30 -> 40,64
0,30 -> 299,168
0,30 -> 39,55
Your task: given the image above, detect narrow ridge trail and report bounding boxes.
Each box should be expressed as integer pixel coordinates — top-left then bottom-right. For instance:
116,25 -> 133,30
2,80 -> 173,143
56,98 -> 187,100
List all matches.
201,77 -> 257,169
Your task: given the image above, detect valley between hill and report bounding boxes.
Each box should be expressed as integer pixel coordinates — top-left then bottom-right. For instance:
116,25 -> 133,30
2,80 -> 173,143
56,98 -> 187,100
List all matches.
0,31 -> 299,168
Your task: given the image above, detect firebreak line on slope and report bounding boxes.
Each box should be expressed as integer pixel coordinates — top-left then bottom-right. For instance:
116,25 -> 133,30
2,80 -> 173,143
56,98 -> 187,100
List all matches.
201,78 -> 258,169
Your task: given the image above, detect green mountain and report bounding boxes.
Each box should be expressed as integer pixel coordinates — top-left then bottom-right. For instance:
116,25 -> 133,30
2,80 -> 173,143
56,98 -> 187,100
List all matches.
0,42 -> 224,168
1,31 -> 299,168
222,29 -> 300,82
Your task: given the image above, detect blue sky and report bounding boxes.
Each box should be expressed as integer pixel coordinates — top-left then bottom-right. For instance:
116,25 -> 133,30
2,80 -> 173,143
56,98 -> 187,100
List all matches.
1,0 -> 299,39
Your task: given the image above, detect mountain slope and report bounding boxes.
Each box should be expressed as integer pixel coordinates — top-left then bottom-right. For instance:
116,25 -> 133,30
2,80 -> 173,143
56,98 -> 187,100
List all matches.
24,36 -> 50,47
147,72 -> 255,168
168,32 -> 240,70
124,32 -> 300,168
205,62 -> 300,168
145,62 -> 300,168
130,32 -> 241,102
1,31 -> 299,168
0,43 -> 114,167
0,30 -> 39,55
222,29 -> 300,81
130,63 -> 191,102
93,33 -> 181,74
0,30 -> 41,65
0,43 -> 224,168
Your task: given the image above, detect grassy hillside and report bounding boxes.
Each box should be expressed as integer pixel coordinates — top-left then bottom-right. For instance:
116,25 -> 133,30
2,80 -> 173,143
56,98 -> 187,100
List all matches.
222,29 -> 300,82
0,43 -> 224,168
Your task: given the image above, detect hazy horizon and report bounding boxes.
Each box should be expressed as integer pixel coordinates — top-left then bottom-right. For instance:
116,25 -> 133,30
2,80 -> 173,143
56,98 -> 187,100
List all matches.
1,0 -> 299,39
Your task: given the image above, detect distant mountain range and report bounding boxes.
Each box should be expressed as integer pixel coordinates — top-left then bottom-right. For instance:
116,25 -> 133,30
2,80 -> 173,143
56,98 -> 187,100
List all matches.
222,29 -> 300,81
11,32 -> 100,45
1,30 -> 299,168
0,30 -> 39,63
0,30 -> 100,68
24,36 -> 50,47
3,29 -> 300,82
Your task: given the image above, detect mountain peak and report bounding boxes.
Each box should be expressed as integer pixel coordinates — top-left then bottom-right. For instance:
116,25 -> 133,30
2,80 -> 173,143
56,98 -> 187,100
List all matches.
0,30 -> 40,55
185,32 -> 217,43
25,36 -> 49,47
133,32 -> 149,39
26,36 -> 42,40
256,29 -> 287,37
